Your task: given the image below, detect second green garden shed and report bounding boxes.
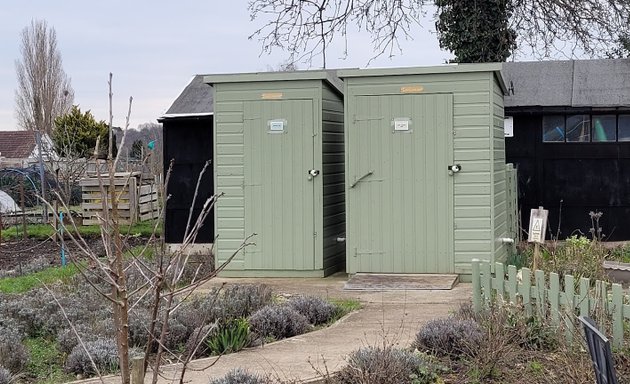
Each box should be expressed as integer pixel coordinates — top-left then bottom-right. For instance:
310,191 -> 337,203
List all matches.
338,64 -> 516,276
204,71 -> 345,277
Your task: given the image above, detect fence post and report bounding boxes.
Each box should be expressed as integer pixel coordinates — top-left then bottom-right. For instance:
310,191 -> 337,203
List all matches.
564,275 -> 575,344
549,272 -> 560,327
579,277 -> 590,317
495,262 -> 505,299
131,354 -> 145,384
521,268 -> 532,317
535,269 -> 546,318
612,283 -> 623,348
481,261 -> 492,306
507,264 -> 517,303
472,259 -> 481,312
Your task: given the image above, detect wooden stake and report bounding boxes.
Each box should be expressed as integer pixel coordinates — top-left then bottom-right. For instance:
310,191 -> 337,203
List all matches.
533,242 -> 540,271
131,355 -> 145,384
20,180 -> 26,239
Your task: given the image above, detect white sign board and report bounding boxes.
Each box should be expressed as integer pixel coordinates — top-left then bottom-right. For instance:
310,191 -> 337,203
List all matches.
504,116 -> 514,137
392,118 -> 411,132
528,207 -> 548,243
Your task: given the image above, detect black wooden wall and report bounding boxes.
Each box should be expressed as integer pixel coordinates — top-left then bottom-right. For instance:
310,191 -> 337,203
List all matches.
506,110 -> 630,241
162,116 -> 214,243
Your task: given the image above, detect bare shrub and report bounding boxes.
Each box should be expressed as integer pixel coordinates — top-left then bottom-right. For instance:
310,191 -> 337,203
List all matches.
65,338 -> 119,377
248,305 -> 310,340
415,317 -> 483,357
0,327 -> 28,373
287,296 -> 336,325
209,368 -> 269,384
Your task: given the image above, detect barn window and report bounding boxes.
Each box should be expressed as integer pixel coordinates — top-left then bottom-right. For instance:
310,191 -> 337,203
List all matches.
592,115 -> 616,142
566,115 -> 590,142
619,115 -> 630,141
542,115 -> 565,142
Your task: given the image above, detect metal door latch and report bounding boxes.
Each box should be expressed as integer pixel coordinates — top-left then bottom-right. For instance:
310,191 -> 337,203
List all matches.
308,169 -> 320,177
448,164 -> 462,173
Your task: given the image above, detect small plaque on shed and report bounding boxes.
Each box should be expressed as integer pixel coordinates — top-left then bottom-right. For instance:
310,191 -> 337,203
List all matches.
400,85 -> 424,94
261,92 -> 283,100
268,119 -> 287,133
392,118 -> 412,133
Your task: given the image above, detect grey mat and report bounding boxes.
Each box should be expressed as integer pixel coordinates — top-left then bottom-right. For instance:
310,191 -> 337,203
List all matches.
344,273 -> 459,291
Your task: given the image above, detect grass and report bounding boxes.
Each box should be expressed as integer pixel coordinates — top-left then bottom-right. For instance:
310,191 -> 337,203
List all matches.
0,264 -> 80,294
23,337 -> 74,384
123,244 -> 156,260
330,298 -> 362,322
1,220 -> 161,241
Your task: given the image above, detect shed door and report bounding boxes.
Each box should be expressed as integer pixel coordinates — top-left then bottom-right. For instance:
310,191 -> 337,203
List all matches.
348,93 -> 454,273
243,99 -> 316,270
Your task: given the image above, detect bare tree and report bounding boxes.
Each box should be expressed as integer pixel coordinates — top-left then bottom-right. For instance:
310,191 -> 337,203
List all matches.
248,0 -> 630,63
15,19 -> 74,134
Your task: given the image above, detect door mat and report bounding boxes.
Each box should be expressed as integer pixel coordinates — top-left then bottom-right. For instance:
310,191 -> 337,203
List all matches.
344,273 -> 459,291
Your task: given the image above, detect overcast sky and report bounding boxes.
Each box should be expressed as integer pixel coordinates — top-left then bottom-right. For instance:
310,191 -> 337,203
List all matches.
1,1 -> 453,130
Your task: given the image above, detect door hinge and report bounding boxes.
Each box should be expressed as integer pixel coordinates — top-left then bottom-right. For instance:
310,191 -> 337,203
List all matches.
313,232 -> 317,238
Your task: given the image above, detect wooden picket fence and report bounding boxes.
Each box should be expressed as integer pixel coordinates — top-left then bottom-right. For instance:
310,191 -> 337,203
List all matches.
472,259 -> 628,347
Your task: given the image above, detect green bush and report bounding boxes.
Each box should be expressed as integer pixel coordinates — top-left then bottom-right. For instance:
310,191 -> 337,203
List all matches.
207,318 -> 250,355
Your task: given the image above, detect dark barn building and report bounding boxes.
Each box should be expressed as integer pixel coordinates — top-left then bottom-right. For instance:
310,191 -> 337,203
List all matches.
159,75 -> 214,244
504,59 -> 630,240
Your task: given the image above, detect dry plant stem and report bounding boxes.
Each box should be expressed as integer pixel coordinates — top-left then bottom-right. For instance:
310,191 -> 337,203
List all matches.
38,280 -> 105,383
106,73 -> 132,384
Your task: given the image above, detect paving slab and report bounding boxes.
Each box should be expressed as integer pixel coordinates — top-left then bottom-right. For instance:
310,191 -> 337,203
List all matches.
73,275 -> 471,384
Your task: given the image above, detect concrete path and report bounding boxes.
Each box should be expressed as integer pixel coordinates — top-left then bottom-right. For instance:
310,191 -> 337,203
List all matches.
75,274 -> 471,384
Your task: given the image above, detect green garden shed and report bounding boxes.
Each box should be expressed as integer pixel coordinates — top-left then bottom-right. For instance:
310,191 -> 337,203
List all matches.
338,64 -> 516,277
204,71 -> 345,277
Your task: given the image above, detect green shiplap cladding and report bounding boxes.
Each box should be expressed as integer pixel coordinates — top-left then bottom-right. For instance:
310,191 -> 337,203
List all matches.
339,64 -> 513,276
207,71 -> 345,277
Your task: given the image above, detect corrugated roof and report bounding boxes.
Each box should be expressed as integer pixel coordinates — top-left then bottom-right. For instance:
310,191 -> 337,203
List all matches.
0,131 -> 37,159
503,59 -> 630,108
162,75 -> 214,117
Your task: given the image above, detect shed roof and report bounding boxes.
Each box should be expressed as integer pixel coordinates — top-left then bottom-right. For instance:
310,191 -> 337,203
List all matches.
0,131 -> 37,158
160,75 -> 214,119
338,63 -> 507,93
503,59 -> 630,108
203,70 -> 343,96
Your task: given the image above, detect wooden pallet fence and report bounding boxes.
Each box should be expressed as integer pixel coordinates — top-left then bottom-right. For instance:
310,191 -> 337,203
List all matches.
137,183 -> 159,222
472,259 -> 628,348
80,174 -> 138,225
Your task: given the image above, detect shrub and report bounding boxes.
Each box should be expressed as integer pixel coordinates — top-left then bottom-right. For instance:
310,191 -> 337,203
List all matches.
287,296 -> 336,325
415,317 -> 483,357
248,305 -> 309,340
65,338 -> 119,377
336,346 -> 440,384
209,368 -> 269,384
185,324 -> 215,359
207,318 -> 250,355
56,324 -> 100,355
0,366 -> 10,384
216,284 -> 273,320
0,327 -> 28,373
